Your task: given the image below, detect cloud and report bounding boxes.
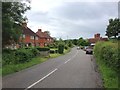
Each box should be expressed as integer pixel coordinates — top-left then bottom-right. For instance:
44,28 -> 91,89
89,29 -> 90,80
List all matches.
26,1 -> 118,39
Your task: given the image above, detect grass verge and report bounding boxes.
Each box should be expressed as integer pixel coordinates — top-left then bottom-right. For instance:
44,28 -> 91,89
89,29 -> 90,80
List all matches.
50,48 -> 70,58
96,58 -> 118,88
3,48 -> 71,76
2,57 -> 47,76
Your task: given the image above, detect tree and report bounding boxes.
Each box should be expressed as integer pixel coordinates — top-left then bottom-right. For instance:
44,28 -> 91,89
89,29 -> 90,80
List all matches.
2,1 -> 31,47
72,39 -> 78,45
77,37 -> 90,46
106,18 -> 120,39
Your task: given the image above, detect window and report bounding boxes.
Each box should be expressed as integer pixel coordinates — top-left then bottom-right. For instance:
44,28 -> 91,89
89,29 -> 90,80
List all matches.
35,37 -> 38,40
23,34 -> 25,38
30,36 -> 34,39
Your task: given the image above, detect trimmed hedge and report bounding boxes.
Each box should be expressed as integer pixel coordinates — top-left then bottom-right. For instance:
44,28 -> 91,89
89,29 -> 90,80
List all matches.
94,41 -> 119,72
58,44 -> 64,54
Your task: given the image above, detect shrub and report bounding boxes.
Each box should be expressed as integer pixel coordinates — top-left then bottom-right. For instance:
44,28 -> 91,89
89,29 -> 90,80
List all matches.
58,44 -> 64,54
2,48 -> 40,66
64,45 -> 68,50
2,52 -> 16,66
31,48 -> 40,56
50,50 -> 55,54
15,48 -> 34,64
94,41 -> 119,71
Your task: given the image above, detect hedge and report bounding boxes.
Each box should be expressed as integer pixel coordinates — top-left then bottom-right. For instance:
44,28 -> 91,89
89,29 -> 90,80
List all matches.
94,41 -> 119,72
58,44 -> 64,54
2,48 -> 40,66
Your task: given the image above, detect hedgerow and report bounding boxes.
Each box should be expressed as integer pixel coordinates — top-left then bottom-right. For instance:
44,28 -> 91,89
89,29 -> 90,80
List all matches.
2,48 -> 40,66
94,41 -> 119,72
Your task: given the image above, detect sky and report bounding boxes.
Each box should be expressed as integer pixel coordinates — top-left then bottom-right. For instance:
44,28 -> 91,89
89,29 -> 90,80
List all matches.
25,0 -> 119,40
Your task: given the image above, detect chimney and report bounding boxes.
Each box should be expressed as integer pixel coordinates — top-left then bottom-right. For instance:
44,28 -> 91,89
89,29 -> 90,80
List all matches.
94,33 -> 100,39
22,21 -> 27,29
38,29 -> 42,32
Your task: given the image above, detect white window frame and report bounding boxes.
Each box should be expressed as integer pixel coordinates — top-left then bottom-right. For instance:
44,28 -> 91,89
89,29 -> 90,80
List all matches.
30,36 -> 34,40
23,34 -> 25,38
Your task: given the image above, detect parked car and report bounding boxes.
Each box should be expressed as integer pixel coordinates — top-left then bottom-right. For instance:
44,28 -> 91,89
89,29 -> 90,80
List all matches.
83,46 -> 89,51
77,47 -> 80,50
86,46 -> 93,54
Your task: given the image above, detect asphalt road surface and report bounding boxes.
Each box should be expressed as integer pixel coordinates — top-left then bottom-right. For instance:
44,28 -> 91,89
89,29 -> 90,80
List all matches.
3,47 -> 102,89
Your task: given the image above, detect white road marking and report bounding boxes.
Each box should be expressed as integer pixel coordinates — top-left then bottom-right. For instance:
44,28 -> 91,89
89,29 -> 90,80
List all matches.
25,49 -> 78,89
64,59 -> 71,64
25,68 -> 58,90
64,51 -> 78,64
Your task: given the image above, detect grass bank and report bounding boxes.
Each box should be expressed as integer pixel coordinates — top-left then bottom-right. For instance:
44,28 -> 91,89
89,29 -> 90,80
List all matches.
2,57 -> 47,76
2,48 -> 71,76
94,41 -> 119,88
96,58 -> 118,88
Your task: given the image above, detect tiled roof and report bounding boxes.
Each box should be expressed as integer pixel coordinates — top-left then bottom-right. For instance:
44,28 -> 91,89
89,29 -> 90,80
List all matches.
22,27 -> 38,37
88,38 -> 108,43
36,31 -> 52,39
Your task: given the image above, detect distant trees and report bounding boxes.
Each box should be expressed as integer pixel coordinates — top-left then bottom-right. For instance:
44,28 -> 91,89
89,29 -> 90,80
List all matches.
77,37 -> 90,46
106,18 -> 120,39
2,1 -> 31,47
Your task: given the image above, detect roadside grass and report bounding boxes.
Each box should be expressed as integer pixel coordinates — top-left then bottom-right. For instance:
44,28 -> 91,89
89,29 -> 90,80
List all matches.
2,48 -> 71,76
2,57 -> 48,76
96,58 -> 118,88
50,48 -> 70,58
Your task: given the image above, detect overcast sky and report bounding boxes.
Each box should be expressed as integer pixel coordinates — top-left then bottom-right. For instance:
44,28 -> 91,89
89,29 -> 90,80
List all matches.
25,0 -> 119,40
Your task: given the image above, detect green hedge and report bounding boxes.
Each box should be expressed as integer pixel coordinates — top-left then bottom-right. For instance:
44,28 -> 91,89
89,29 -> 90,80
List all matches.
58,44 -> 64,54
94,41 -> 119,71
2,48 -> 40,66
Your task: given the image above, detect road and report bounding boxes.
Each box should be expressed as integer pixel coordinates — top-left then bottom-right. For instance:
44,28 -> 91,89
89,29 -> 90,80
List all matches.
2,47 -> 102,89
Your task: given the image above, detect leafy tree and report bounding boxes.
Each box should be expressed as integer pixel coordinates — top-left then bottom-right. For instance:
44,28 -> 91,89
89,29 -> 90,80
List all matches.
72,39 -> 78,45
106,18 -> 120,39
77,37 -> 90,46
2,1 -> 31,47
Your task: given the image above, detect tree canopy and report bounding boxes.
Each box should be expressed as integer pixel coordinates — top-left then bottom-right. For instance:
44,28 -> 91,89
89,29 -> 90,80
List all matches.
106,18 -> 120,39
2,1 -> 31,47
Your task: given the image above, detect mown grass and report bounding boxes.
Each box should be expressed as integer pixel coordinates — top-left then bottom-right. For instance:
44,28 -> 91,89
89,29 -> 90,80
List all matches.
50,48 -> 70,58
96,58 -> 118,88
2,48 -> 71,76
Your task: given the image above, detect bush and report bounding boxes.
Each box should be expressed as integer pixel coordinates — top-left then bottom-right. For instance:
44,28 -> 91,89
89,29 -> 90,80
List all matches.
2,48 -> 39,66
94,41 -> 119,71
15,48 -> 34,64
58,44 -> 64,54
64,45 -> 68,50
2,52 -> 16,66
31,48 -> 40,56
50,50 -> 55,54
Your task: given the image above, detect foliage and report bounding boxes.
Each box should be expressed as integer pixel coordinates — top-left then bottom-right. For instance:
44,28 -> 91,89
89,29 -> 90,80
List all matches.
106,18 -> 120,39
94,41 -> 119,72
2,1 -> 31,47
2,57 -> 47,76
2,47 -> 40,66
58,43 -> 64,54
77,37 -> 90,46
72,39 -> 78,45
